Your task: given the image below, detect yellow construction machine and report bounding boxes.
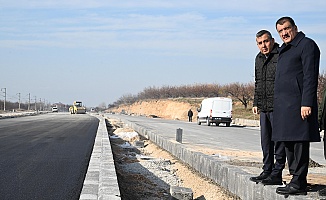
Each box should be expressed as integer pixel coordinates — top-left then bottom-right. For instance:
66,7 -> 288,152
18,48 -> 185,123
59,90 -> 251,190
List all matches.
69,101 -> 86,114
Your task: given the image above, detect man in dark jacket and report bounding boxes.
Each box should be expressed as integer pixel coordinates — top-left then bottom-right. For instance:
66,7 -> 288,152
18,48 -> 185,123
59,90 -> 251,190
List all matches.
318,88 -> 326,160
187,109 -> 193,122
273,17 -> 320,195
250,30 -> 286,185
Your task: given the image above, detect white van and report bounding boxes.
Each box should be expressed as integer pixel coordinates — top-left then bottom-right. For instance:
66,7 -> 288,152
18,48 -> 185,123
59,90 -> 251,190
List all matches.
197,97 -> 232,126
52,106 -> 58,112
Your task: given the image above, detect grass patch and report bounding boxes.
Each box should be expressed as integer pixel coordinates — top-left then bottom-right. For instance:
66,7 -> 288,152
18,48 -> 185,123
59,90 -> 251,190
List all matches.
232,105 -> 259,120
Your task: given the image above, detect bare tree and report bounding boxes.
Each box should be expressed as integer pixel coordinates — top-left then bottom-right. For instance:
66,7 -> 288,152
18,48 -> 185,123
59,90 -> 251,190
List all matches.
318,71 -> 326,103
115,93 -> 137,105
224,82 -> 254,109
98,102 -> 107,110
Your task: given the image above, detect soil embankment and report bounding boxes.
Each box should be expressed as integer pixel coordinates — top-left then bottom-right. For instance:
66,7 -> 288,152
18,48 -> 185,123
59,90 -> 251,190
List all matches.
108,99 -> 260,126
109,99 -> 200,121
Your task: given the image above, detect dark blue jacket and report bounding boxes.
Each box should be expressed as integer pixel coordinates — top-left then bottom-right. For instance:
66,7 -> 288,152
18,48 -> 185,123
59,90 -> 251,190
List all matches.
273,32 -> 321,142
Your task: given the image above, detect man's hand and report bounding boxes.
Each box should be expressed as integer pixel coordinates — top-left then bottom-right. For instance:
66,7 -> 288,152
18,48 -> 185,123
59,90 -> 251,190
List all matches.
252,106 -> 258,114
301,106 -> 312,120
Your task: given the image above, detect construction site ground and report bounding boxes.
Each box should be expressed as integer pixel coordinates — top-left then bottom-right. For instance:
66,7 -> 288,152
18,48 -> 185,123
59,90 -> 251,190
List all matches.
107,119 -> 238,200
107,99 -> 326,199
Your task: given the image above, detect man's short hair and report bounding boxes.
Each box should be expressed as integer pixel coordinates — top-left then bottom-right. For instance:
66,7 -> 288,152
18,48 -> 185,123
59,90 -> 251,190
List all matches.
276,16 -> 296,28
256,30 -> 273,39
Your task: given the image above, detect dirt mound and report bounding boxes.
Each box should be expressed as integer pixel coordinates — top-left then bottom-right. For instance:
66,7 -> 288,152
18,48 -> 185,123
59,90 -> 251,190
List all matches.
109,99 -> 199,121
113,128 -> 140,143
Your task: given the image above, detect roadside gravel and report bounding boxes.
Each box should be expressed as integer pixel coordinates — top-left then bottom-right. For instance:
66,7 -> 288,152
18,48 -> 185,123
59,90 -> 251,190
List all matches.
106,118 -> 237,200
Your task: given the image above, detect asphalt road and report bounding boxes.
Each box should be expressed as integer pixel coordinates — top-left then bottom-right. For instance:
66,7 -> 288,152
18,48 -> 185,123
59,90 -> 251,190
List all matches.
106,114 -> 326,166
0,113 -> 99,200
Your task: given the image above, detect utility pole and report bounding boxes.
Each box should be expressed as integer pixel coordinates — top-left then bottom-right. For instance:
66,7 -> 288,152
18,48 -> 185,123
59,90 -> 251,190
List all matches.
34,96 -> 37,111
28,93 -> 31,110
17,93 -> 21,110
1,88 -> 6,111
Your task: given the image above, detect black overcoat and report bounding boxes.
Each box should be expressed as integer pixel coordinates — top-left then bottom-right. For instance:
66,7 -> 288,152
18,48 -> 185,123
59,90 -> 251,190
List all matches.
272,32 -> 321,142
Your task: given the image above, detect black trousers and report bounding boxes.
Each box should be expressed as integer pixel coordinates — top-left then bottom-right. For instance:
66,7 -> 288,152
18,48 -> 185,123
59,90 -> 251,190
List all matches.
283,141 -> 310,189
260,112 -> 286,177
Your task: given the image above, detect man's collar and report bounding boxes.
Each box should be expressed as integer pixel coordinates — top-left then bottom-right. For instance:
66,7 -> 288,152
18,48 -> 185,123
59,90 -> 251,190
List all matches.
288,31 -> 305,47
279,31 -> 305,52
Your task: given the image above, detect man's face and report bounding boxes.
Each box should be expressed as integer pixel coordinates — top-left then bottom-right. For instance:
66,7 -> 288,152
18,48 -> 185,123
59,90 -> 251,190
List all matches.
256,33 -> 274,55
276,21 -> 298,44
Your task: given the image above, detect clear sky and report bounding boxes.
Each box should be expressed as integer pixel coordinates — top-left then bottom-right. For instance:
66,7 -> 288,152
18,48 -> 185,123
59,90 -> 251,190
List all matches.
1,1 -> 326,107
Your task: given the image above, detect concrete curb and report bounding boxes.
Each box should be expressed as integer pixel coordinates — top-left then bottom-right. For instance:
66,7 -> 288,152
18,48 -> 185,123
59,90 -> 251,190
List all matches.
233,118 -> 260,127
80,116 -> 121,200
119,118 -> 320,200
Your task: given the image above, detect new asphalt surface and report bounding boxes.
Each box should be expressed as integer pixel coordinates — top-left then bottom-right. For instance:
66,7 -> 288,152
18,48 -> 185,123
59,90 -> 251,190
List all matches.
0,113 -> 99,200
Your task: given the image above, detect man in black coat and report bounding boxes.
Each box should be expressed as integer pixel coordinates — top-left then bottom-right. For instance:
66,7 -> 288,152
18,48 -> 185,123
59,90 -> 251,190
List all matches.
273,16 -> 321,195
187,109 -> 193,122
250,30 -> 286,185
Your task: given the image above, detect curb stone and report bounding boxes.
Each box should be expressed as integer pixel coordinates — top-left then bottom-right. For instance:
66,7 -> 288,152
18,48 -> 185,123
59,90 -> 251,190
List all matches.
80,115 -> 121,200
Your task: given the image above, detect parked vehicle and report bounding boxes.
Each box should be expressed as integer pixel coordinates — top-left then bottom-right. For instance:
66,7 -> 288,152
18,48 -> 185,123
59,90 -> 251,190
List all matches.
52,106 -> 58,112
197,97 -> 232,126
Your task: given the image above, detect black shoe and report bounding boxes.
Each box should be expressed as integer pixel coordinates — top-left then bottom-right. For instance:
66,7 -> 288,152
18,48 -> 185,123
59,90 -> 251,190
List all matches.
250,172 -> 270,182
276,185 -> 307,195
261,176 -> 283,185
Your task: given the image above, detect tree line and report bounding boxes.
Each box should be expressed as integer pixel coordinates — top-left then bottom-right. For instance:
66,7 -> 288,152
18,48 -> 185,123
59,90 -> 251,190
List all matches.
109,72 -> 326,109
109,82 -> 254,109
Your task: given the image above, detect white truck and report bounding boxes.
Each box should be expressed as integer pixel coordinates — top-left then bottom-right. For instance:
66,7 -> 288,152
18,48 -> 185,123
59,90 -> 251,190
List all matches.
197,97 -> 232,127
